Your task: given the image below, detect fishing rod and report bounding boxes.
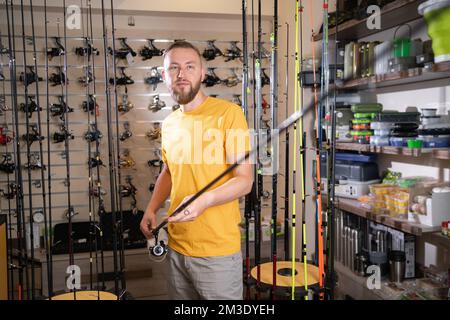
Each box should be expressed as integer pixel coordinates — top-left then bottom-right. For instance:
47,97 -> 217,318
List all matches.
283,22 -> 289,262
19,0 -> 37,299
110,0 -> 128,297
270,0 -> 278,298
28,0 -> 51,300
100,0 -> 120,299
6,0 -> 28,300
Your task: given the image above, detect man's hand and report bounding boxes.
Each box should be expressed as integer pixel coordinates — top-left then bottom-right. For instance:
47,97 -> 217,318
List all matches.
140,212 -> 157,239
168,193 -> 211,223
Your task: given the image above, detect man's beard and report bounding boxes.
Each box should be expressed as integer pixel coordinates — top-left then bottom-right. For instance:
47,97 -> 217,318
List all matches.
170,79 -> 201,105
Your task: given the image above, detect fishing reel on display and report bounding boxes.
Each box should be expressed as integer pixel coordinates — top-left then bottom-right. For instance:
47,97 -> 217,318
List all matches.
53,124 -> 74,143
110,67 -> 134,86
148,95 -> 166,113
108,38 -> 137,60
120,176 -> 138,214
232,94 -> 242,107
224,41 -> 243,62
88,155 -> 105,168
144,67 -> 163,91
50,96 -> 74,120
24,153 -> 46,171
49,67 -> 67,86
19,66 -> 43,87
261,68 -> 270,87
84,123 -> 103,143
0,127 -> 12,146
202,40 -> 223,61
0,183 -> 18,200
172,104 -> 180,112
147,226 -> 169,262
89,184 -> 107,199
119,149 -> 136,169
146,123 -> 161,141
139,39 -> 164,60
222,68 -> 240,87
253,45 -> 271,59
118,90 -> 134,114
75,37 -> 100,57
64,206 -> 78,220
119,121 -> 133,142
22,124 -> 44,147
202,68 -> 222,87
82,94 -> 98,115
0,95 -> 9,112
78,68 -> 94,86
0,153 -> 15,174
19,96 -> 42,118
46,37 -> 65,60
148,159 -> 163,169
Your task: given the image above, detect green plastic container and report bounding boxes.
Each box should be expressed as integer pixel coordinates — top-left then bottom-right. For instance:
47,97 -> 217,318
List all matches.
407,139 -> 423,149
419,0 -> 450,63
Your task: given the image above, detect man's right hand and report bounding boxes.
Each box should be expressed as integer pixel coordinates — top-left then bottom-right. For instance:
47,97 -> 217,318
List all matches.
140,212 -> 157,239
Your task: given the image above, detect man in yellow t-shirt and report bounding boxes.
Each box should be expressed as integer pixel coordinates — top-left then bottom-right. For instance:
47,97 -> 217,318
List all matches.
140,41 -> 253,300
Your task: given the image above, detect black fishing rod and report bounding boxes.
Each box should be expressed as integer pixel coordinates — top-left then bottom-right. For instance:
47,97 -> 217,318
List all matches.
6,0 -> 28,300
283,22 -> 290,262
28,0 -> 51,300
109,0 -> 127,297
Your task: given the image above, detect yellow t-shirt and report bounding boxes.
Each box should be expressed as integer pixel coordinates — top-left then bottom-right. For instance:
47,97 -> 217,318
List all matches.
161,96 -> 250,257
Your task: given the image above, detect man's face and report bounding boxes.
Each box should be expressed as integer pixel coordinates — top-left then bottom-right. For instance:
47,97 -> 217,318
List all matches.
162,48 -> 205,105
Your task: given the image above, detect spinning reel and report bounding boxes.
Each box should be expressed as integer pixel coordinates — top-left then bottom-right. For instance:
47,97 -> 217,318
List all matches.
119,150 -> 136,169
24,153 -> 46,171
139,39 -> 164,60
147,159 -> 163,168
19,96 -> 42,118
22,124 -> 44,147
144,67 -> 163,91
119,121 -> 133,141
0,153 -> 15,174
88,155 -> 105,168
120,176 -> 138,214
75,37 -> 100,57
146,124 -> 161,141
19,66 -> 43,87
202,40 -> 223,61
148,95 -> 166,113
64,206 -> 78,220
46,37 -> 65,60
0,95 -> 9,112
49,67 -> 67,86
0,127 -> 12,146
53,124 -> 74,143
84,124 -> 103,142
118,89 -> 134,114
78,67 -> 94,86
224,41 -> 242,62
222,68 -> 240,87
82,94 -> 98,114
172,104 -> 180,112
0,183 -> 18,200
108,38 -> 137,60
202,68 -> 222,87
261,68 -> 270,87
147,227 -> 168,261
110,67 -> 134,86
89,183 -> 106,198
50,96 -> 74,120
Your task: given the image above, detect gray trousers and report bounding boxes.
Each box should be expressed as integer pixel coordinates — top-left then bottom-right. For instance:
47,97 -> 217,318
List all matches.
167,248 -> 243,300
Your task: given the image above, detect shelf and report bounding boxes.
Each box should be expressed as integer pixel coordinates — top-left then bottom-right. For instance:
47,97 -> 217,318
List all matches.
313,0 -> 423,41
334,61 -> 450,91
331,197 -> 440,236
335,142 -> 450,160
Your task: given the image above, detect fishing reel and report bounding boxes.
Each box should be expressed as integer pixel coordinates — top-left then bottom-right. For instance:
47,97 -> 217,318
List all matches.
232,94 -> 242,107
119,150 -> 136,168
144,67 -> 163,91
147,227 -> 168,261
88,155 -> 105,168
78,68 -> 94,86
84,124 -> 103,142
19,96 -> 42,118
202,40 -> 223,61
224,41 -> 242,62
261,68 -> 270,87
222,68 -> 240,87
49,67 -> 67,86
0,153 -> 15,174
119,121 -> 133,142
0,127 -> 12,146
24,153 -> 46,171
148,159 -> 163,168
139,39 -> 164,60
22,124 -> 44,147
53,124 -> 74,143
108,38 -> 137,60
0,183 -> 18,200
75,38 -> 100,57
118,89 -> 134,114
0,95 -> 9,112
19,67 -> 43,87
253,45 -> 271,59
172,104 -> 180,112
148,95 -> 166,113
46,37 -> 65,60
110,67 -> 134,86
120,176 -> 138,213
202,68 -> 222,87
64,206 -> 78,220
50,96 -> 74,120
89,184 -> 107,198
146,124 -> 161,141
82,94 -> 98,114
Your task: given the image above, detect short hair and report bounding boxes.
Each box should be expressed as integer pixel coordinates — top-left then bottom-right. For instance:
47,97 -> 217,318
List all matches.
163,40 -> 202,61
